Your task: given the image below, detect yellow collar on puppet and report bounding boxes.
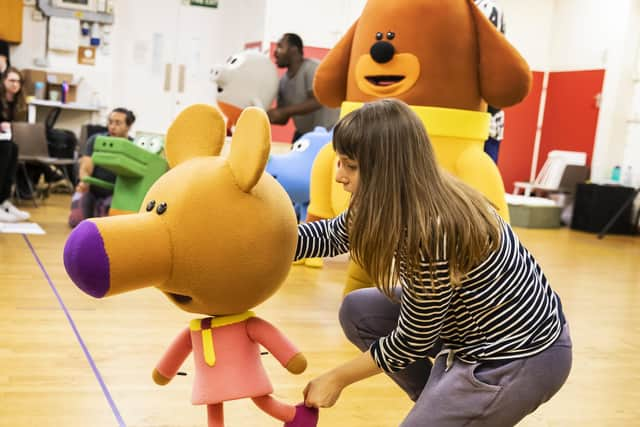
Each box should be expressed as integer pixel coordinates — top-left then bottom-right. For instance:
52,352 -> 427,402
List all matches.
189,311 -> 255,367
189,311 -> 255,331
340,101 -> 490,141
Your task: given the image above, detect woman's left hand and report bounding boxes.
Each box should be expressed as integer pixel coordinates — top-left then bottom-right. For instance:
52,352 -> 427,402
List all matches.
303,371 -> 345,408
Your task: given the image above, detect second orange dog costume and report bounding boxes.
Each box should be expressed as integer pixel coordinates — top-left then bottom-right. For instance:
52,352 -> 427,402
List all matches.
308,0 -> 532,294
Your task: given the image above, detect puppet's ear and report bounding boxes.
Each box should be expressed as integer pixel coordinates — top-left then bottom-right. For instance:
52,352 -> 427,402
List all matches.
313,19 -> 358,108
228,107 -> 270,193
469,0 -> 532,108
165,104 -> 226,168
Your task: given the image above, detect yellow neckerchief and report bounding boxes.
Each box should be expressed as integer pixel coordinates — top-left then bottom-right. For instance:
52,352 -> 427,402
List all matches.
189,311 -> 255,367
340,101 -> 490,140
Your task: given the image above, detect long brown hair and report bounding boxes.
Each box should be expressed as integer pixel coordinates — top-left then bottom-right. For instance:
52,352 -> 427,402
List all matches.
1,66 -> 26,121
333,99 -> 500,298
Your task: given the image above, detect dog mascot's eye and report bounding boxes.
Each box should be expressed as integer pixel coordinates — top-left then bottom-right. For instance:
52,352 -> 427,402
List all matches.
386,32 -> 395,40
375,32 -> 383,41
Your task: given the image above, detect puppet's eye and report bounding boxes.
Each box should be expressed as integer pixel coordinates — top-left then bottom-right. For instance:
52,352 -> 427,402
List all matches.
156,202 -> 168,215
292,139 -> 310,152
375,32 -> 383,41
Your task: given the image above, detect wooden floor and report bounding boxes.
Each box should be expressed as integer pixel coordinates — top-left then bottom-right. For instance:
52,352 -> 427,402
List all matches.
1,193 -> 639,427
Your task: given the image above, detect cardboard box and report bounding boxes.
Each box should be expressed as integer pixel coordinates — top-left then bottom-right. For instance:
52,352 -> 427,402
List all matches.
22,69 -> 79,103
21,69 -> 48,97
508,204 -> 562,228
47,82 -> 77,103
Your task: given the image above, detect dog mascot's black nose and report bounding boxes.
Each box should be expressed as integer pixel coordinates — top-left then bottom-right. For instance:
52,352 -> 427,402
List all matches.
370,41 -> 395,64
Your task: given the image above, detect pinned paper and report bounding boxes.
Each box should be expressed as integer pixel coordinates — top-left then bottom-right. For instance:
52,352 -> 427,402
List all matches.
0,222 -> 46,235
49,17 -> 80,52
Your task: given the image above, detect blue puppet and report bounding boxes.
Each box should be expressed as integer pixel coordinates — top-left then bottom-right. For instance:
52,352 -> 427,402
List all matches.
265,126 -> 333,222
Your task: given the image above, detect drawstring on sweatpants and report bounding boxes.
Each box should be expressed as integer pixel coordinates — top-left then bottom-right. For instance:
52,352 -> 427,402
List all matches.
436,348 -> 460,372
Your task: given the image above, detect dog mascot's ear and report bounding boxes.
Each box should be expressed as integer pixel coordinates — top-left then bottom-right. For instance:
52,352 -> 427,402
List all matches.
313,20 -> 359,108
468,0 -> 531,108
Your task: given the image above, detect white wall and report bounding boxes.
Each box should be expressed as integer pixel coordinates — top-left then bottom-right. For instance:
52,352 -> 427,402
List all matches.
107,0 -> 267,133
263,0 -> 366,48
214,0 -> 267,58
499,0 -> 554,71
9,0 -> 267,135
547,0 -> 639,185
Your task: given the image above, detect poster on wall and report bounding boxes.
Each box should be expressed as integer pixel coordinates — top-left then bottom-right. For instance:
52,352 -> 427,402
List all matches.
190,0 -> 218,8
49,16 -> 79,52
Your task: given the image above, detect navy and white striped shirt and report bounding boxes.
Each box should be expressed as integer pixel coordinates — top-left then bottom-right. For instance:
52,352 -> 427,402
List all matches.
295,212 -> 563,373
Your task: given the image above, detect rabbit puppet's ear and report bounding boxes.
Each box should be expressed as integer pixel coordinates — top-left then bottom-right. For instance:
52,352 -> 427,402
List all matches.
228,107 -> 271,192
165,104 -> 226,168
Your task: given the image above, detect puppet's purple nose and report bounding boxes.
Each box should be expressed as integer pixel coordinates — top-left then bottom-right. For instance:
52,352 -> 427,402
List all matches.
63,220 -> 110,298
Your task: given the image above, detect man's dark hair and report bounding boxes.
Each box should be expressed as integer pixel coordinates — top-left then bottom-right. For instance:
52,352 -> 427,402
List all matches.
284,33 -> 304,56
112,107 -> 136,126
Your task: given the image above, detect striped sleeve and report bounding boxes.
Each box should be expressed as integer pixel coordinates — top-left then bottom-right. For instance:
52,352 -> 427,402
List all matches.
370,262 -> 454,373
294,212 -> 350,261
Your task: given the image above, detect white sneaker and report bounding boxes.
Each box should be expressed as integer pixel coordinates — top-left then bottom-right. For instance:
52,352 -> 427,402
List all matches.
0,206 -> 19,222
1,200 -> 30,221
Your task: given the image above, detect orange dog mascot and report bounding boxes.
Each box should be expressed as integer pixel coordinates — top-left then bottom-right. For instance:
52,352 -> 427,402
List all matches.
308,0 -> 532,294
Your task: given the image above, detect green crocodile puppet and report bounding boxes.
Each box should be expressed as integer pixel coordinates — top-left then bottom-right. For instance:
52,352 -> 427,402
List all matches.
83,133 -> 169,215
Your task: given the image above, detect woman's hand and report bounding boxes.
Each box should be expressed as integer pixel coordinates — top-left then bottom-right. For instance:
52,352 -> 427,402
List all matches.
303,371 -> 345,408
75,181 -> 89,193
302,351 -> 382,409
0,122 -> 10,133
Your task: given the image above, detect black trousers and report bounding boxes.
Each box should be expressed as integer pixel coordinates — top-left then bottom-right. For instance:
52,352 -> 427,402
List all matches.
0,141 -> 18,203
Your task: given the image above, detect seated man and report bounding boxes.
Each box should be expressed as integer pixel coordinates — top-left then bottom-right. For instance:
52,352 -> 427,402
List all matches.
70,108 -> 135,226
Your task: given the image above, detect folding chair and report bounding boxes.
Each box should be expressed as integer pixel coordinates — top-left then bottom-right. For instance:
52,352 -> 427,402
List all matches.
513,150 -> 588,197
11,122 -> 76,207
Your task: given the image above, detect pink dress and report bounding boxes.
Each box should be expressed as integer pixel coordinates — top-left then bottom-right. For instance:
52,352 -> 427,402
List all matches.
155,311 -> 300,405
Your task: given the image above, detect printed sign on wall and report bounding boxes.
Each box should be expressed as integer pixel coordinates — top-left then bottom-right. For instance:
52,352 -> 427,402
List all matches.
190,0 -> 218,8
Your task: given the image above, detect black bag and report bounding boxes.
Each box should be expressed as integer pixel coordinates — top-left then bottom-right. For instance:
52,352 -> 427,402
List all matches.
45,108 -> 78,159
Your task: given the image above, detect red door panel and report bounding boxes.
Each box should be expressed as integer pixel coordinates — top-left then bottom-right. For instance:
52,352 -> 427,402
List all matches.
537,69 -> 605,172
499,71 -> 545,193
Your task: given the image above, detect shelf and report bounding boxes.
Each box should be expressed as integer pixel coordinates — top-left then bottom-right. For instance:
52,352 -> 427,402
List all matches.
28,99 -> 103,112
37,0 -> 114,24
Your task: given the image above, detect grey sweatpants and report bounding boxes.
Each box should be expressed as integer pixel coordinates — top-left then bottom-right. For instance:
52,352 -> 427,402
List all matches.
339,288 -> 572,427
